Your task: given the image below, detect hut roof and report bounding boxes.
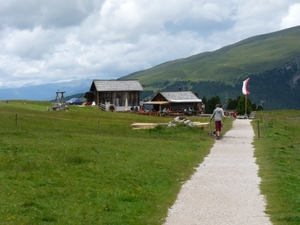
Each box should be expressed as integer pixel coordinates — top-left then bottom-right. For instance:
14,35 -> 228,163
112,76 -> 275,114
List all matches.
92,80 -> 143,91
151,91 -> 202,103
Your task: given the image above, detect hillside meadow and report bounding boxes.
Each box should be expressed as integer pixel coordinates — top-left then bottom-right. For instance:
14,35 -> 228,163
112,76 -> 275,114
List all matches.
0,101 -> 217,224
124,26 -> 300,86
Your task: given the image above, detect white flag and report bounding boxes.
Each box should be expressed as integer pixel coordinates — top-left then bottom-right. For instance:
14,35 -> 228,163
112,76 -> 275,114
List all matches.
242,78 -> 250,95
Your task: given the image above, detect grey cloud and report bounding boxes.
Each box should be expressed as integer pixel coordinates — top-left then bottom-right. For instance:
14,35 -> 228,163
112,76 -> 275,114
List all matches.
164,19 -> 234,37
0,0 -> 97,30
0,1 -> 41,30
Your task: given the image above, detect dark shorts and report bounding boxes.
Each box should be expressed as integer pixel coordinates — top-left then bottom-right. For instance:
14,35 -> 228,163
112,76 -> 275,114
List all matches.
215,121 -> 222,132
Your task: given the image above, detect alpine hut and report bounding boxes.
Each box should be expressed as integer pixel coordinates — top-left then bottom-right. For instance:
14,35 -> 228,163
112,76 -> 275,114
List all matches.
143,91 -> 203,115
84,80 -> 143,111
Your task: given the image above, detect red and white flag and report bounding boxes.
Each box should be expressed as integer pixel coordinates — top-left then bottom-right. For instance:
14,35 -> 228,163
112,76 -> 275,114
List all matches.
242,78 -> 250,95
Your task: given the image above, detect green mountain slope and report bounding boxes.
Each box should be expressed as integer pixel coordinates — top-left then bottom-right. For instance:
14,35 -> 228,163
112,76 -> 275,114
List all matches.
122,26 -> 300,110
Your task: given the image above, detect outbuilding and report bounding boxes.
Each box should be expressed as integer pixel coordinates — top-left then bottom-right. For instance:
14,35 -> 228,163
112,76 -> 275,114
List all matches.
143,91 -> 203,115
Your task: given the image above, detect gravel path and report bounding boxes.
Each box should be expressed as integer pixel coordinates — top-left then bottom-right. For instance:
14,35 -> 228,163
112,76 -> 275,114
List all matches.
164,119 -> 272,225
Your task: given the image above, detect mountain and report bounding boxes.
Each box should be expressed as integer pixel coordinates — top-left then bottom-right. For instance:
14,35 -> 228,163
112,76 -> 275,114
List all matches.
2,26 -> 300,109
0,79 -> 92,101
122,25 -> 300,110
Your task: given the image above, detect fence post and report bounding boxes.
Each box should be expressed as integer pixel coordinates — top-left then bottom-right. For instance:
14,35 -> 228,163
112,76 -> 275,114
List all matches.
257,120 -> 260,139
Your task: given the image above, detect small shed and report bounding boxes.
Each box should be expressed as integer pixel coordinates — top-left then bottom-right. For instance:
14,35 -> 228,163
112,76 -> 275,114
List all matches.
143,91 -> 202,113
84,80 -> 143,111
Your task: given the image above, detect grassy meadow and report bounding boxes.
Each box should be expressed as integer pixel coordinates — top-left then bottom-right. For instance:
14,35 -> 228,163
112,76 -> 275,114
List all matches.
253,110 -> 300,225
0,101 -> 220,224
3,101 -> 299,225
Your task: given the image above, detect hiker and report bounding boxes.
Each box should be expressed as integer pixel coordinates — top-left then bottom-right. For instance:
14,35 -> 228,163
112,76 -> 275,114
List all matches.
162,107 -> 167,116
166,108 -> 170,114
201,103 -> 205,112
210,104 -> 225,139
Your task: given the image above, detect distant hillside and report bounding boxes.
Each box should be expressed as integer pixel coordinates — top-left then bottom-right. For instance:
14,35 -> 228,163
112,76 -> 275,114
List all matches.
122,26 -> 300,110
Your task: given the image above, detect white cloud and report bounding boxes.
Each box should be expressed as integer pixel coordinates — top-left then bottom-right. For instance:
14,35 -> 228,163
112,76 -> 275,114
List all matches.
2,27 -> 66,59
0,0 -> 300,88
280,3 -> 300,29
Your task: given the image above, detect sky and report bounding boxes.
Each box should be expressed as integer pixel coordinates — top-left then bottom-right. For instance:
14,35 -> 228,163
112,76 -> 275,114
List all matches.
1,0 -> 300,89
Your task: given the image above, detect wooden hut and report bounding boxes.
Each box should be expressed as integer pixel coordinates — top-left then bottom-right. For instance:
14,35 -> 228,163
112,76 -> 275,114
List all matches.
143,91 -> 203,115
84,80 -> 143,111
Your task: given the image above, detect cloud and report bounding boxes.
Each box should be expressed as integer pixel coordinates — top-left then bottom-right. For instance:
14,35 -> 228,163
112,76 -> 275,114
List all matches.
2,27 -> 66,59
280,3 -> 300,29
0,0 -> 299,88
0,0 -> 95,30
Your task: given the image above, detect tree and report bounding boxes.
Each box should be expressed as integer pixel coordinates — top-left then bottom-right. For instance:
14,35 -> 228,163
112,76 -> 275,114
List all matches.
236,95 -> 252,115
257,105 -> 263,111
226,98 -> 238,110
201,96 -> 207,107
207,96 -> 221,114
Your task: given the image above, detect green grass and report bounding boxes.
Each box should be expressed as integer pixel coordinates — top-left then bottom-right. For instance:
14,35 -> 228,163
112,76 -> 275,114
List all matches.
0,101 -> 220,224
252,110 -> 300,225
6,101 -> 300,224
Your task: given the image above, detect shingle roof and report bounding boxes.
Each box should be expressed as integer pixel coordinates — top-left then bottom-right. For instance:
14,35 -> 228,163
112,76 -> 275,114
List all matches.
92,80 -> 143,91
158,91 -> 202,102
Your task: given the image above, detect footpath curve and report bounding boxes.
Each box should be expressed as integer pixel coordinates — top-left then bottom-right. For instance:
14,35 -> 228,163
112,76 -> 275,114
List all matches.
164,119 -> 272,225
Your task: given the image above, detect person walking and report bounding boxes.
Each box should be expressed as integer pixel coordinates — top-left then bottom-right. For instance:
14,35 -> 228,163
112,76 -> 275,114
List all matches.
210,104 -> 225,139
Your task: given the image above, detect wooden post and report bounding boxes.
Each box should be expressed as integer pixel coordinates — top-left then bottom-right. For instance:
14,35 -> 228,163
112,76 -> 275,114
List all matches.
159,104 -> 162,117
257,120 -> 260,139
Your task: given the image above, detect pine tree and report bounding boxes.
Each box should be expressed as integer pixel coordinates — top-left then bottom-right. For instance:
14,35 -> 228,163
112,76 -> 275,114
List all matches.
236,95 -> 252,115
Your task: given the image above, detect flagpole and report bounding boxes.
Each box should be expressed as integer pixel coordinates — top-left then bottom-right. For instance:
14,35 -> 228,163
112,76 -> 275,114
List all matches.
245,94 -> 247,116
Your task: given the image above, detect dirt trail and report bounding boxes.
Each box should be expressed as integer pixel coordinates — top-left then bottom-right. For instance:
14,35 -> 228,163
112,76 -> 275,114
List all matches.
164,119 -> 272,225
